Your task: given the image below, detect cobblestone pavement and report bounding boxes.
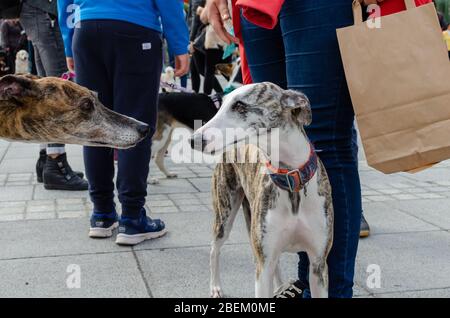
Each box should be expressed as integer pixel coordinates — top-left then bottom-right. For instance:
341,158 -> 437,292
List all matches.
1,138 -> 450,298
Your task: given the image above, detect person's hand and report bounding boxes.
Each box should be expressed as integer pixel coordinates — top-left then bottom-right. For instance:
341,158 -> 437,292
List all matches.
205,0 -> 239,45
189,42 -> 195,54
174,54 -> 189,77
66,57 -> 75,73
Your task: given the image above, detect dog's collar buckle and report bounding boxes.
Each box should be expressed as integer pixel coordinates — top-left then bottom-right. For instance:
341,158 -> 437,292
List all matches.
286,169 -> 302,192
266,143 -> 318,193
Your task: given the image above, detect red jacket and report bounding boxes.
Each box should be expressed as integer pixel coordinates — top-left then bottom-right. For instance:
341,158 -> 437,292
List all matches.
232,0 -> 433,84
379,0 -> 433,16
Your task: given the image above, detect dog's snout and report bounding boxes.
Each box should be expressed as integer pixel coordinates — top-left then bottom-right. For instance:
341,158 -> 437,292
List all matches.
137,124 -> 151,137
190,133 -> 207,151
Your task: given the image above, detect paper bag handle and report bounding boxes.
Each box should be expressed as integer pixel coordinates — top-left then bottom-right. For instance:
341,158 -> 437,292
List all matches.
352,0 -> 417,25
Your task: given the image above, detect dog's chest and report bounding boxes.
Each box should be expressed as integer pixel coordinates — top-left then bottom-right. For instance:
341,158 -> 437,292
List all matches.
268,182 -> 327,253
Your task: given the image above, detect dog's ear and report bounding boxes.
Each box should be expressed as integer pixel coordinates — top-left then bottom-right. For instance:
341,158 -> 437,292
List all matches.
281,89 -> 312,126
0,75 -> 38,103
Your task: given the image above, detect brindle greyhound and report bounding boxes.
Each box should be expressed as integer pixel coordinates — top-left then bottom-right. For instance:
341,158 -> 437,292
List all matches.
191,82 -> 334,298
0,74 -> 150,148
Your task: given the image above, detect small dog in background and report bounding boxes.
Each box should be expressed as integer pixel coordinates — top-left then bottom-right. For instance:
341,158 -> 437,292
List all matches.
15,50 -> 29,74
160,66 -> 176,92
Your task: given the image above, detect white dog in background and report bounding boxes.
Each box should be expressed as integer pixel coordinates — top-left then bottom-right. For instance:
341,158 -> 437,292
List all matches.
15,50 -> 29,74
160,66 -> 175,92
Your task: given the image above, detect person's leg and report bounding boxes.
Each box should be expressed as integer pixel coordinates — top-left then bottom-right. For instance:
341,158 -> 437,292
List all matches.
279,0 -> 361,298
73,20 -> 116,217
19,3 -> 87,190
204,49 -> 223,94
240,16 -> 287,88
88,21 -> 163,244
190,53 -> 201,92
106,21 -> 165,245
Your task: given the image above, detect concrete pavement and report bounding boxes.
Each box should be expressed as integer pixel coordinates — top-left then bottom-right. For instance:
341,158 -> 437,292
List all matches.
0,138 -> 450,297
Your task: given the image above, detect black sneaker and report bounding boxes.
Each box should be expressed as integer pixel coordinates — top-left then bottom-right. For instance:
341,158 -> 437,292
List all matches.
274,280 -> 307,298
36,150 -> 84,183
42,153 -> 88,191
360,213 -> 370,238
116,209 -> 167,246
89,211 -> 119,238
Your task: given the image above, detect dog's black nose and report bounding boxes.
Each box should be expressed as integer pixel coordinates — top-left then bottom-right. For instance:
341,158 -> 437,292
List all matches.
189,134 -> 207,151
137,124 -> 151,137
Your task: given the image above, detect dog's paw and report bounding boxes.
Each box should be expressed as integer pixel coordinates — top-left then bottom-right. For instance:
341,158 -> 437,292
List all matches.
210,286 -> 223,298
166,173 -> 178,179
148,178 -> 160,185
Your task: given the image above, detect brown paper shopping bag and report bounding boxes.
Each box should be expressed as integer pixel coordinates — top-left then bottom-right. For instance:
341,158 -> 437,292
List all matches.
337,0 -> 450,174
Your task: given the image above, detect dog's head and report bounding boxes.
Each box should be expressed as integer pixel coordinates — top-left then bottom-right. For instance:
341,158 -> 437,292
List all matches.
16,50 -> 29,62
0,75 -> 150,148
163,66 -> 175,81
190,82 -> 311,154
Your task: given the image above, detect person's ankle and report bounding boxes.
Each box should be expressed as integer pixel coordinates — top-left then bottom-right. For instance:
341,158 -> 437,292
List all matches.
47,154 -> 61,159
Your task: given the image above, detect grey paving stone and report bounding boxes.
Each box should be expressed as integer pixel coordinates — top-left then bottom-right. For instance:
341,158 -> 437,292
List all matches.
403,168 -> 450,183
355,231 -> 450,294
378,199 -> 450,230
0,214 -> 24,221
148,178 -> 198,194
0,158 -> 36,173
0,218 -> 131,260
136,245 -> 299,298
57,211 -> 87,219
188,177 -> 212,192
133,211 -> 248,251
0,252 -> 148,297
26,212 -> 56,220
363,202 -> 439,234
376,288 -> 450,298
0,185 -> 33,201
137,245 -> 370,298
147,200 -> 175,207
178,204 -> 210,213
149,205 -> 180,214
33,186 -> 89,200
171,198 -> 201,205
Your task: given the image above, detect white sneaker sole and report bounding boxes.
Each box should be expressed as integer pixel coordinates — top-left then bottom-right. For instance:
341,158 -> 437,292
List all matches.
89,222 -> 119,238
115,228 -> 168,246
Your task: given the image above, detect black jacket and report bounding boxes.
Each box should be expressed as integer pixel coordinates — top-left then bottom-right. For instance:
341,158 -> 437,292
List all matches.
24,0 -> 57,16
189,0 -> 206,41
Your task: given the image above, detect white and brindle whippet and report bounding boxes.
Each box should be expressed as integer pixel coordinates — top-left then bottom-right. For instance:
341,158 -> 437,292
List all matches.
190,82 -> 334,298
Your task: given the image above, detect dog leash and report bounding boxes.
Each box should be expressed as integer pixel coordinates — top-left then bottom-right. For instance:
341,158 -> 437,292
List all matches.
160,80 -> 194,93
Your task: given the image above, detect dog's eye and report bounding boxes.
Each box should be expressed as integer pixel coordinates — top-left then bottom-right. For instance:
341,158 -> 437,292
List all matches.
80,99 -> 94,112
232,101 -> 247,114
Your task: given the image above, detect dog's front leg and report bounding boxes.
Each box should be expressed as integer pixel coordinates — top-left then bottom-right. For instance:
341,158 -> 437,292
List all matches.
308,260 -> 329,298
273,262 -> 283,292
255,255 -> 279,298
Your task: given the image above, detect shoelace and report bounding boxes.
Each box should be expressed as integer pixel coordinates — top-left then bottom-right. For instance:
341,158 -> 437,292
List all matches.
274,280 -> 303,298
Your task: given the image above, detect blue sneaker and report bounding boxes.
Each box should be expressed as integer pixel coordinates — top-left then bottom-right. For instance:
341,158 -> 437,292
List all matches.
115,209 -> 167,245
89,211 -> 119,238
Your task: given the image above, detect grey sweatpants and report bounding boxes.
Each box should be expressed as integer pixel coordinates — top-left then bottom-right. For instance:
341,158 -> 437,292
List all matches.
19,2 -> 67,155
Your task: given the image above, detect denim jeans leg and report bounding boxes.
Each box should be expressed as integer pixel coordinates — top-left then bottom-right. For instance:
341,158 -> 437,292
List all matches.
240,0 -> 362,298
19,2 -> 67,154
279,0 -> 362,298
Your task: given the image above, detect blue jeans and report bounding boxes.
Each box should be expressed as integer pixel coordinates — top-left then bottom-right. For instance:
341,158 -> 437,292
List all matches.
241,0 -> 362,298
